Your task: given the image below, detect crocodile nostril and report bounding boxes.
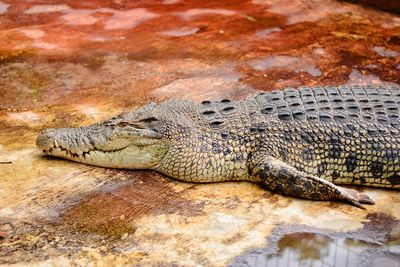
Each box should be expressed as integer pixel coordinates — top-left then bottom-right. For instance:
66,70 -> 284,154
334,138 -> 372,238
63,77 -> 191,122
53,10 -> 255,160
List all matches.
36,129 -> 57,151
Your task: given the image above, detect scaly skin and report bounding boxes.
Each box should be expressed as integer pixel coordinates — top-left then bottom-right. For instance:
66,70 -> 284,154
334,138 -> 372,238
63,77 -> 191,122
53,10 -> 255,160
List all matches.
36,85 -> 400,208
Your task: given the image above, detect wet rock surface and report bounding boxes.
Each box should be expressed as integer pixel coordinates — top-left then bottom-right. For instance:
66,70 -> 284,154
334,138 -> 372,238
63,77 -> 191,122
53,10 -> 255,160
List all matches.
0,0 -> 399,266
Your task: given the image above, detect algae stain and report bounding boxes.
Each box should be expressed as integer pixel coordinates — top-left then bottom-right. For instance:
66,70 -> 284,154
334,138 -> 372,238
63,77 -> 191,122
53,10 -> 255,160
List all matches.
85,56 -> 106,71
0,63 -> 50,105
0,50 -> 31,64
57,172 -> 204,240
26,70 -> 48,95
62,199 -> 137,240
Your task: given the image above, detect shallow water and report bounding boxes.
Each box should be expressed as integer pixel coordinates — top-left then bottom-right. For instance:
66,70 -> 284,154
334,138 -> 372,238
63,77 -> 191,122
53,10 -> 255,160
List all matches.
251,234 -> 399,267
0,0 -> 399,266
231,213 -> 400,266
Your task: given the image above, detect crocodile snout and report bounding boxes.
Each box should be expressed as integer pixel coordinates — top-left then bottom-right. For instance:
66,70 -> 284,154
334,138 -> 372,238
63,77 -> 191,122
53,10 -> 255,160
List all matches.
36,128 -> 58,152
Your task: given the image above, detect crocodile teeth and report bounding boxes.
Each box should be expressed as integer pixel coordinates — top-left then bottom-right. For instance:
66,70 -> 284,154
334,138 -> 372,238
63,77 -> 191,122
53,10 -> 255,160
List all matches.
54,139 -> 59,147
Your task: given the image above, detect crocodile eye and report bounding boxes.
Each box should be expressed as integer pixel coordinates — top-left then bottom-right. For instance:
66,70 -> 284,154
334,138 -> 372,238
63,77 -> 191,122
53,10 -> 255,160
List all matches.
117,121 -> 130,127
138,117 -> 158,123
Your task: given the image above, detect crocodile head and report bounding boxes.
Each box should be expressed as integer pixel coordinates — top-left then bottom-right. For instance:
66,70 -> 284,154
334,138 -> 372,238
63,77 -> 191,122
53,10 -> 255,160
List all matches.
36,103 -> 171,169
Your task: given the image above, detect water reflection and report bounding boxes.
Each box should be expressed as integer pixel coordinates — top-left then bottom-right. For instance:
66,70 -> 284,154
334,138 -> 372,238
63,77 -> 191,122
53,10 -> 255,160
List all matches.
24,4 -> 71,14
346,69 -> 399,87
232,231 -> 400,267
250,55 -> 322,77
0,1 -> 9,14
160,27 -> 199,37
259,0 -> 351,24
24,5 -> 159,30
21,4 -> 236,31
255,27 -> 281,38
104,8 -> 158,30
61,9 -> 98,26
174,8 -> 236,20
18,29 -> 45,39
373,46 -> 400,58
232,214 -> 400,267
268,233 -> 379,267
162,0 -> 181,4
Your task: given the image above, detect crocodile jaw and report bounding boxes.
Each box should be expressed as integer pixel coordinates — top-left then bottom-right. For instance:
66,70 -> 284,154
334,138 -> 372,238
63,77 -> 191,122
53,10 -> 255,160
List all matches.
36,127 -> 169,169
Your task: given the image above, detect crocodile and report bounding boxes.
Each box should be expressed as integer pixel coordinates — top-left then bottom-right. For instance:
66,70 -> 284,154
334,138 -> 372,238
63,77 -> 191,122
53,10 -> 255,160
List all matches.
36,85 -> 400,209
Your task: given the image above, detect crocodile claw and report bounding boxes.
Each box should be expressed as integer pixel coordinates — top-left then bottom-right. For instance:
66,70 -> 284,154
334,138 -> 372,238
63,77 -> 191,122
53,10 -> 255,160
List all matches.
339,188 -> 375,209
342,188 -> 375,204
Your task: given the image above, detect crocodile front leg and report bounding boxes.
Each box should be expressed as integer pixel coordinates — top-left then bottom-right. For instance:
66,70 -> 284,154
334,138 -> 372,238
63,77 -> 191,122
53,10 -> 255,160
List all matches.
250,155 -> 375,209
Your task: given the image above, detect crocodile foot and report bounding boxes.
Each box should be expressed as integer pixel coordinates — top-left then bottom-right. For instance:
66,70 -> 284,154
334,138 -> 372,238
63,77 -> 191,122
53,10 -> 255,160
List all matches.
341,188 -> 375,206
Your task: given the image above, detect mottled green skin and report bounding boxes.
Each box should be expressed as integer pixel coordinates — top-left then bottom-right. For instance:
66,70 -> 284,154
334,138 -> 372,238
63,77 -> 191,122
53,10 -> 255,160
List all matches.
37,85 -> 400,208
158,85 -> 400,187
